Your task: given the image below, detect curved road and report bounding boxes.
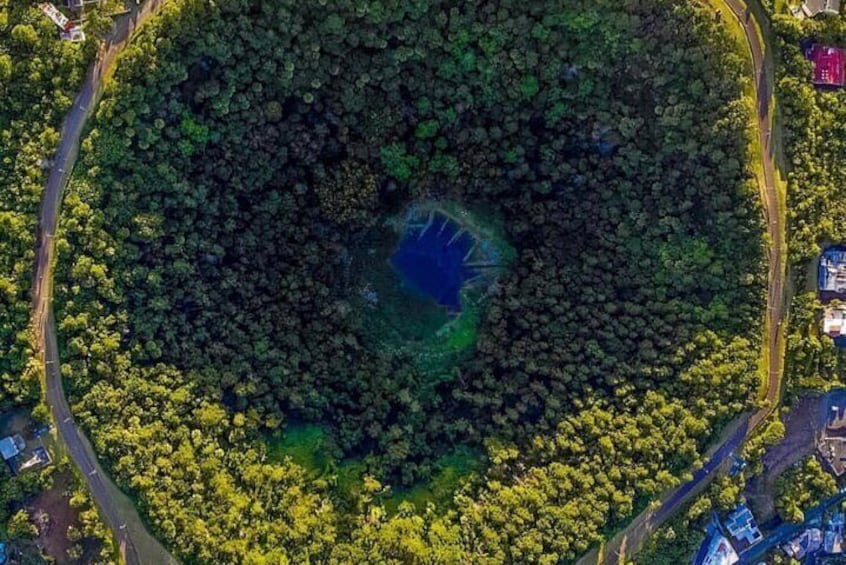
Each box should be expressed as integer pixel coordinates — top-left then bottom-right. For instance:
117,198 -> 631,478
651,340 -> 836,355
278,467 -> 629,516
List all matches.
28,1 -> 783,564
32,1 -> 176,564
578,0 -> 785,563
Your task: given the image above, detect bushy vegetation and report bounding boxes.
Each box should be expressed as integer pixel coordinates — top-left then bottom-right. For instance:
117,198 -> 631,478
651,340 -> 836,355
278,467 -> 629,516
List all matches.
775,456 -> 837,522
0,4 -> 116,561
0,2 -> 93,405
50,0 -> 765,562
773,9 -> 846,389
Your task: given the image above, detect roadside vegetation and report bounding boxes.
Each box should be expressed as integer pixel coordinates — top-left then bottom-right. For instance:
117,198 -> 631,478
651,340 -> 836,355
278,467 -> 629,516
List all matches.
0,2 -> 117,562
35,0 -> 767,562
775,456 -> 837,522
773,9 -> 846,389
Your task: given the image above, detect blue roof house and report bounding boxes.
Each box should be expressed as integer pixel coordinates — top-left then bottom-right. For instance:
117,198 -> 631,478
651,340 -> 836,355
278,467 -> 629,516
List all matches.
724,504 -> 763,552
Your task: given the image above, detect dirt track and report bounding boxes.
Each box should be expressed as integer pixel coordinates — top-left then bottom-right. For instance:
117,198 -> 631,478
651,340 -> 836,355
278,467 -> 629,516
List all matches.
31,1 -> 177,564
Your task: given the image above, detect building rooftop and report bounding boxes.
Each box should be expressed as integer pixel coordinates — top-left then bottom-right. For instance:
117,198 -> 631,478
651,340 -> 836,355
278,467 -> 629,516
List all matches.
806,45 -> 846,87
693,532 -> 740,565
784,528 -> 823,560
823,308 -> 846,347
802,0 -> 841,17
825,529 -> 843,554
0,434 -> 24,461
820,247 -> 846,297
819,396 -> 846,475
725,504 -> 763,551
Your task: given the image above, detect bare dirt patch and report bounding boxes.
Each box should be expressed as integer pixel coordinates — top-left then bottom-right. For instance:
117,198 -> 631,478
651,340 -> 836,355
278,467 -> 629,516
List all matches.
746,393 -> 824,521
26,471 -> 80,564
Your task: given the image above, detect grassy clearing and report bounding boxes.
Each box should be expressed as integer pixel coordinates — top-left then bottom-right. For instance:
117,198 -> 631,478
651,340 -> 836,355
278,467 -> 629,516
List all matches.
267,423 -> 482,515
382,448 -> 481,514
267,423 -> 332,476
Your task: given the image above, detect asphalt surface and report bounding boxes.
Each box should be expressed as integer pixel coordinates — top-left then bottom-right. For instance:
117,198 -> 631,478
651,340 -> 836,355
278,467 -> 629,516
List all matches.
31,1 -> 176,564
577,0 -> 785,563
738,490 -> 846,564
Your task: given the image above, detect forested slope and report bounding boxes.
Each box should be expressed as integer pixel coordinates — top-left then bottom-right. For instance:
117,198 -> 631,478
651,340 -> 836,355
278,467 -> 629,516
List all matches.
53,0 -> 765,562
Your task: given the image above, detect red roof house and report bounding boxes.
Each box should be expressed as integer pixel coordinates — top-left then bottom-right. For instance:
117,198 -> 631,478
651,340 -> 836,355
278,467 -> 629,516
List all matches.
807,44 -> 846,87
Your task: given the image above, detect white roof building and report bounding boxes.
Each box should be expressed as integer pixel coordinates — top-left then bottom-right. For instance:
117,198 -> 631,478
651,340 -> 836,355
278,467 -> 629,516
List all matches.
824,308 -> 846,339
802,0 -> 841,17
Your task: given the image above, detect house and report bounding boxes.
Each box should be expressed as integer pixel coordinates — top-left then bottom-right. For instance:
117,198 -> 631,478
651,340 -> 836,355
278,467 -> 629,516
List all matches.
693,531 -> 739,565
820,247 -> 846,298
784,528 -> 823,560
823,308 -> 846,346
18,447 -> 51,473
728,454 -> 746,477
802,0 -> 841,17
825,529 -> 843,554
824,513 -> 845,554
819,393 -> 846,475
0,434 -> 25,463
806,45 -> 846,87
65,0 -> 101,9
724,504 -> 763,552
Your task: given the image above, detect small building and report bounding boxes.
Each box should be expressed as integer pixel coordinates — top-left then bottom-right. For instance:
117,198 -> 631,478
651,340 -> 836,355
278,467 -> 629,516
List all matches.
819,394 -> 846,475
693,531 -> 739,565
806,45 -> 846,87
0,434 -> 25,463
0,542 -> 6,565
729,454 -> 746,477
823,308 -> 846,346
802,0 -> 841,17
825,529 -> 843,554
824,512 -> 845,554
784,528 -> 823,560
66,0 -> 101,8
18,447 -> 51,473
724,504 -> 763,552
820,247 -> 846,298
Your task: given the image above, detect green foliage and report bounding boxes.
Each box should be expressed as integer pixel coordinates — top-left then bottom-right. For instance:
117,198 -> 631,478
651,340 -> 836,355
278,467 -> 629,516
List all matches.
383,448 -> 480,514
415,119 -> 440,140
6,509 -> 36,539
519,74 -> 539,98
267,423 -> 332,476
49,0 -> 765,562
775,457 -> 837,523
772,9 -> 846,394
0,3 -> 92,405
380,142 -> 419,181
635,520 -> 706,565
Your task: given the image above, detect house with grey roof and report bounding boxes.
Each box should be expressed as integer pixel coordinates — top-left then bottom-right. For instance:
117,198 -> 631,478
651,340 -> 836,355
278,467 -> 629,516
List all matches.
801,0 -> 841,17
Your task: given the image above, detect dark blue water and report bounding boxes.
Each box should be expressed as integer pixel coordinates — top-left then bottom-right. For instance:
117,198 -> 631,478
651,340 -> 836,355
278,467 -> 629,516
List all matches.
390,215 -> 477,313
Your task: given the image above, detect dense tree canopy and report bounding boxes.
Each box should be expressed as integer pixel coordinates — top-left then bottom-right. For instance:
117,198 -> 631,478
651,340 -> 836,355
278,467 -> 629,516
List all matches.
52,0 -> 765,562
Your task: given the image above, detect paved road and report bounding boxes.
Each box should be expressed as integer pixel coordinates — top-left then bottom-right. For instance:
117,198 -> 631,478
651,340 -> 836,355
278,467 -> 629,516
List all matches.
738,490 -> 846,564
577,0 -> 786,562
31,1 -> 176,564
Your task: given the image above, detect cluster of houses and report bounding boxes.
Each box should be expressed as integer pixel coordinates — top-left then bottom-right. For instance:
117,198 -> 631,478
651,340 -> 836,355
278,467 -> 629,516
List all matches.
819,247 -> 846,345
694,499 -> 846,564
0,427 -> 51,476
694,504 -> 762,565
783,513 -> 845,560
